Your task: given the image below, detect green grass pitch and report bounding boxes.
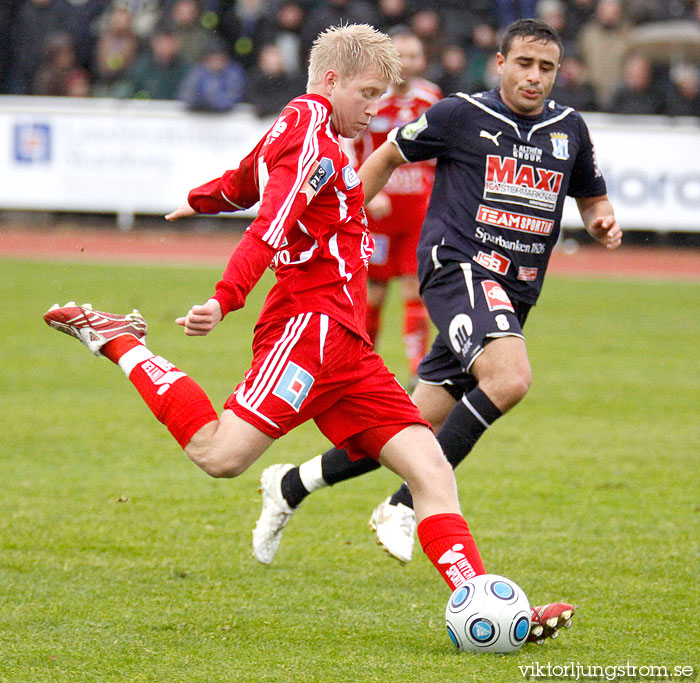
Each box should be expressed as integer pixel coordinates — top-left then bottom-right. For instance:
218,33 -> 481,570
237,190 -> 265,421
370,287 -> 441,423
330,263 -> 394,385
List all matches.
1,258 -> 698,682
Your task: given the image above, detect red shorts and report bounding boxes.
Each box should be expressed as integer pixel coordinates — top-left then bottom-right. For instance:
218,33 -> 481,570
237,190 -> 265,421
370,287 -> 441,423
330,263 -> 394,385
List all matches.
367,194 -> 428,282
225,313 -> 429,460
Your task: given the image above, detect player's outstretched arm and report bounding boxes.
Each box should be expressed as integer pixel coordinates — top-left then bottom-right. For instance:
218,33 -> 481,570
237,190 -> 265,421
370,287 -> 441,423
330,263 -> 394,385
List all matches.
576,195 -> 623,250
165,204 -> 197,221
175,298 -> 223,336
358,139 -> 405,205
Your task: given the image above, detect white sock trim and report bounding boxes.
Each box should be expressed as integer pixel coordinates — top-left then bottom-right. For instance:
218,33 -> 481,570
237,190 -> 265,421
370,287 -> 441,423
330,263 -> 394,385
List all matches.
298,454 -> 327,493
118,344 -> 154,377
461,395 -> 491,429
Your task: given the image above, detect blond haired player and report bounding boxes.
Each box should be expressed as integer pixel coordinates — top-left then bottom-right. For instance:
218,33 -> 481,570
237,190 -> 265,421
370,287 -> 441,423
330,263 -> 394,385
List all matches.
45,25 -> 490,602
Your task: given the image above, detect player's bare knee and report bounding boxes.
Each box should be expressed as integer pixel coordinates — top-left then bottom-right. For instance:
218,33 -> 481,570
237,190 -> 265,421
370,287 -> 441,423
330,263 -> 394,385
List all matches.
507,366 -> 531,403
197,450 -> 247,478
184,439 -> 245,479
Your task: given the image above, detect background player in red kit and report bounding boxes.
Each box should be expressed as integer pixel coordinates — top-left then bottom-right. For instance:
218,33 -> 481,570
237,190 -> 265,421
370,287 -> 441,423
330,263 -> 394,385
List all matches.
349,27 -> 441,383
44,24 -> 490,598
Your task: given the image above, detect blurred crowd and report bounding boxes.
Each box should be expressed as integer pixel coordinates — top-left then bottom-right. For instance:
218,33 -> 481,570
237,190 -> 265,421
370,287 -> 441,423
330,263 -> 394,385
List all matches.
1,0 -> 699,117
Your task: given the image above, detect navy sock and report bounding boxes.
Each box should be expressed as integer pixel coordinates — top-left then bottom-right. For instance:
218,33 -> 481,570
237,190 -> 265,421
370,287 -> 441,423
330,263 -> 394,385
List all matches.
389,387 -> 503,509
280,447 -> 380,508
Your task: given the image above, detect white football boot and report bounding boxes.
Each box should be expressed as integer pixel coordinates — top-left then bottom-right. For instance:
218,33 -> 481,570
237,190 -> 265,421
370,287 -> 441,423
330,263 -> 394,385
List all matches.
44,302 -> 147,356
368,497 -> 416,564
252,464 -> 296,564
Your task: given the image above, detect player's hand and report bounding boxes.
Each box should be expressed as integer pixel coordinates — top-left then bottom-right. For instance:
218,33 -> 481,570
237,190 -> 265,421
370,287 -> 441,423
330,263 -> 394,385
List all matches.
165,204 -> 196,221
175,298 -> 223,336
366,192 -> 392,220
588,215 -> 622,250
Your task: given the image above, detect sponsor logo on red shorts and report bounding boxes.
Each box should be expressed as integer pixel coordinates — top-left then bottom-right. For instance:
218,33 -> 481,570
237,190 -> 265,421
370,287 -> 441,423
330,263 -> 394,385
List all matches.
482,280 -> 515,312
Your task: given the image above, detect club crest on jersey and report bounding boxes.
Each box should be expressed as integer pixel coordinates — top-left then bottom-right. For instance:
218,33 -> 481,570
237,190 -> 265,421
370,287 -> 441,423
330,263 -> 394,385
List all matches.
342,164 -> 360,190
273,361 -> 315,411
400,113 -> 428,140
550,132 -> 569,160
308,157 -> 334,193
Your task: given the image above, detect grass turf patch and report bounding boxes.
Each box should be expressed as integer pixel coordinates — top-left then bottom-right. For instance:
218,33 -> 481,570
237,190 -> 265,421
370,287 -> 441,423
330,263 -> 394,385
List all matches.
1,259 -> 698,682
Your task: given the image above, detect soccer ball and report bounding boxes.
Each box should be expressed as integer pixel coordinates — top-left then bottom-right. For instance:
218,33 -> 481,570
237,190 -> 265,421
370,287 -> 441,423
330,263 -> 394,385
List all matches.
445,574 -> 531,653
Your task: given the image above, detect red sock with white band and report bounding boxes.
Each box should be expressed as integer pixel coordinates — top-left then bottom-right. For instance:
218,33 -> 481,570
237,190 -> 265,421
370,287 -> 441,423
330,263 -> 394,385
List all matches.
102,337 -> 218,448
417,513 -> 486,591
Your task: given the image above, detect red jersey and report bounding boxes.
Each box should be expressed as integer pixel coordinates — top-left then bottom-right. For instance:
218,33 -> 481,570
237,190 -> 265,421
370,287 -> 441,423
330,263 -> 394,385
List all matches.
188,93 -> 373,343
351,78 -> 441,198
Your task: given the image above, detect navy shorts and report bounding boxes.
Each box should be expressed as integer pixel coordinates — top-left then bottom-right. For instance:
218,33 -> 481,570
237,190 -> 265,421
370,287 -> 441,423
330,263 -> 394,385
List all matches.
418,262 -> 531,400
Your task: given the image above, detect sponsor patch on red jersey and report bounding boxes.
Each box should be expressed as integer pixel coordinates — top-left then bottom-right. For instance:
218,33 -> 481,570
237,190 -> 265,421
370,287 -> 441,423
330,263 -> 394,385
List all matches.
482,280 -> 515,312
517,266 -> 538,281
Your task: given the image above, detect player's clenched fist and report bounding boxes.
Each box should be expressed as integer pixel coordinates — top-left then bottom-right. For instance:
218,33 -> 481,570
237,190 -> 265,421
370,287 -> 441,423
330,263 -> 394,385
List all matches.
176,299 -> 223,335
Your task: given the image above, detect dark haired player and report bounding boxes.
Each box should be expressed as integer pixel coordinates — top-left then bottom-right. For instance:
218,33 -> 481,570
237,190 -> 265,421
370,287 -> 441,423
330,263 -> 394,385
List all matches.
254,19 -> 622,644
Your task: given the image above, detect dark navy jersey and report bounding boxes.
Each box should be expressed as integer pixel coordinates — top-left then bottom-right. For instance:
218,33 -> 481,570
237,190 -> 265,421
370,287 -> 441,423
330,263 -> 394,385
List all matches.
392,88 -> 607,304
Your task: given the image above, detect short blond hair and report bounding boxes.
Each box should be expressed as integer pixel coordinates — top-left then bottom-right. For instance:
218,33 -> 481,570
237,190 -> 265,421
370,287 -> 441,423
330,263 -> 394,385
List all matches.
307,24 -> 402,88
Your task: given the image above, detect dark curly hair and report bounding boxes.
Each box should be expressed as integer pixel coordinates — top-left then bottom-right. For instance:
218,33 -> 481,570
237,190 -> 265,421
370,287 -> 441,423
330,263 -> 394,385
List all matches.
500,18 -> 564,62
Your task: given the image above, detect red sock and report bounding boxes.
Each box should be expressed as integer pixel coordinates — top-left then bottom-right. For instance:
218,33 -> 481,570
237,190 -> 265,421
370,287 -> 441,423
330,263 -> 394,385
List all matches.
366,302 -> 381,345
102,335 -> 143,364
403,298 -> 428,375
103,338 -> 218,448
417,513 -> 486,591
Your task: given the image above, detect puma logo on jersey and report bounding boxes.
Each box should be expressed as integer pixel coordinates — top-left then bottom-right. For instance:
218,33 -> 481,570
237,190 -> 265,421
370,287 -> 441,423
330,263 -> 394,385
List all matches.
480,130 -> 502,146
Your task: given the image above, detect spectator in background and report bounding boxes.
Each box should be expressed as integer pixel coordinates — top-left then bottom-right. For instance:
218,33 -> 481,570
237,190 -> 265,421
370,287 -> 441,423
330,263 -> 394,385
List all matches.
267,1 -> 309,78
106,0 -> 161,39
7,0 -> 73,94
178,35 -> 247,112
126,26 -> 189,100
217,0 -> 274,71
0,2 -> 15,93
664,63 -> 700,117
65,69 -> 92,97
244,43 -> 306,118
31,32 -> 92,97
465,21 -> 499,91
409,9 -> 446,81
622,0 -> 695,23
92,5 -> 140,97
301,0 -> 379,48
577,0 -> 631,106
64,0 -> 112,74
566,0 -> 596,37
375,0 -> 413,33
435,44 -> 473,95
606,53 -> 665,115
492,0 -> 537,30
549,53 -> 598,111
536,0 -> 577,56
165,0 -> 212,66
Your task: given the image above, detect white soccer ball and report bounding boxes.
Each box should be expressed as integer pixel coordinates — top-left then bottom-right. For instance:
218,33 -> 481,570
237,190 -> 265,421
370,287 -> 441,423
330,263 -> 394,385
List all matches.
445,574 -> 531,653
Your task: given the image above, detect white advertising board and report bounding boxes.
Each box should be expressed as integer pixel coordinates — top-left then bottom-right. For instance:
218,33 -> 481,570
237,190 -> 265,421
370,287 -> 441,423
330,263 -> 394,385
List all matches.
1,97 -> 699,231
0,97 -> 265,220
